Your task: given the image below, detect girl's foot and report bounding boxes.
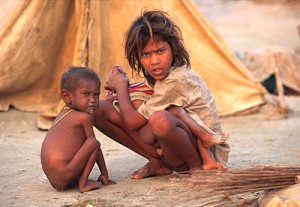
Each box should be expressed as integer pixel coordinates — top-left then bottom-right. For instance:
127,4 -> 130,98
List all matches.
202,161 -> 226,170
131,160 -> 172,179
201,132 -> 229,148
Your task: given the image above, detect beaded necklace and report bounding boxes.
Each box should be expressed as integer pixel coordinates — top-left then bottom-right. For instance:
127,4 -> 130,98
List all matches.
50,107 -> 74,128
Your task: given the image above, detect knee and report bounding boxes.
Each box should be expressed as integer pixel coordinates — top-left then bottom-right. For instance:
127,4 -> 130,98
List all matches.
149,111 -> 173,137
138,130 -> 156,145
86,137 -> 100,149
167,106 -> 185,117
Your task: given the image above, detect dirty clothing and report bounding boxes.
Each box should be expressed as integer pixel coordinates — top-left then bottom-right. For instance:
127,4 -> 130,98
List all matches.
138,65 -> 230,165
113,82 -> 154,113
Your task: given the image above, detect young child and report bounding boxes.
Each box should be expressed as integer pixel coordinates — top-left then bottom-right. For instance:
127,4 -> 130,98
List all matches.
94,10 -> 230,179
41,66 -> 115,193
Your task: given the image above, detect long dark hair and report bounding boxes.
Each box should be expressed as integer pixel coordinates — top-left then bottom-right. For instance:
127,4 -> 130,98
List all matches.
124,10 -> 190,83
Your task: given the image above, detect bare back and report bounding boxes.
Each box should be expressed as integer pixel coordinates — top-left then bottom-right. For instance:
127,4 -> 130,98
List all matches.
41,110 -> 95,176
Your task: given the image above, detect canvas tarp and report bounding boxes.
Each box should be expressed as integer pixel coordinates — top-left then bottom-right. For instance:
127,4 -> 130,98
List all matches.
0,0 -> 266,129
242,45 -> 300,93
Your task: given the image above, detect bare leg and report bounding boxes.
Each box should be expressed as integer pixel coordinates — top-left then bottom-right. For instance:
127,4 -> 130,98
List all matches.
78,146 -> 101,193
196,139 -> 225,170
93,100 -> 172,179
168,107 -> 226,170
50,137 -> 101,192
168,107 -> 228,147
131,124 -> 172,179
149,110 -> 202,171
68,138 -> 101,192
93,100 -> 159,159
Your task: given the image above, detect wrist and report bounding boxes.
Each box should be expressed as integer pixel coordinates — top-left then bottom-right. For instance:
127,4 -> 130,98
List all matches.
115,82 -> 129,94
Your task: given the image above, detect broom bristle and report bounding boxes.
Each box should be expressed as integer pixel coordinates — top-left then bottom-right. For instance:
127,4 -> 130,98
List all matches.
169,165 -> 300,206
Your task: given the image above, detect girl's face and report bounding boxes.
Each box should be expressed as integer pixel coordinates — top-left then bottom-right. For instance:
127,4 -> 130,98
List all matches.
69,80 -> 100,114
139,39 -> 173,81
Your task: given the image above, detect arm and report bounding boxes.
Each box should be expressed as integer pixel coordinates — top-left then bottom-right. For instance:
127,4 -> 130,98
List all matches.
96,147 -> 115,185
80,112 -> 96,138
80,112 -> 115,184
105,66 -> 147,131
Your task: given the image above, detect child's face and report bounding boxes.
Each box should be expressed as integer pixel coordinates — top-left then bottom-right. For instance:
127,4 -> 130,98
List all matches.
139,39 -> 173,81
69,80 -> 100,114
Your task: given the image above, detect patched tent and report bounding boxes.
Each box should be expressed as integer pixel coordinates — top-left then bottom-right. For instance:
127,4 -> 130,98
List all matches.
0,0 -> 266,129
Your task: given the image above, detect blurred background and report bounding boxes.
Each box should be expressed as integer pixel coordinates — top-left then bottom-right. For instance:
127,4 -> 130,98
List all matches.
0,0 -> 299,129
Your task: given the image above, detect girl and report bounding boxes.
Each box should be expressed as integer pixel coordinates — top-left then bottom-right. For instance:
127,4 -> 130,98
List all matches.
93,10 -> 230,179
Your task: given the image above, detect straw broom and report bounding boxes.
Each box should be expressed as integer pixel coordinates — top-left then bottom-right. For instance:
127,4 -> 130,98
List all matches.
169,165 -> 300,206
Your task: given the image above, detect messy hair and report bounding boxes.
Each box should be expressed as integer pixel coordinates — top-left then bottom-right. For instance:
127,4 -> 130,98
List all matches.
125,10 -> 190,80
60,66 -> 100,92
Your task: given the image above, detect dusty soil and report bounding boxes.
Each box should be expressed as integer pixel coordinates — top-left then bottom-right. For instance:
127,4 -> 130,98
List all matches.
0,1 -> 299,207
1,96 -> 299,207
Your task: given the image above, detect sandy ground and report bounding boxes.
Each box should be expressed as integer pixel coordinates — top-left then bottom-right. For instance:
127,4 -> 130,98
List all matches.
0,1 -> 300,207
1,97 -> 300,207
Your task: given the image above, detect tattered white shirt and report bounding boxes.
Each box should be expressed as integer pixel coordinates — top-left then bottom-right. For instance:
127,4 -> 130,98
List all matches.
138,65 -> 230,165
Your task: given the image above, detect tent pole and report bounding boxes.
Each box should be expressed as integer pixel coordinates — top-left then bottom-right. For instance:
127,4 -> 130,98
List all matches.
273,58 -> 286,114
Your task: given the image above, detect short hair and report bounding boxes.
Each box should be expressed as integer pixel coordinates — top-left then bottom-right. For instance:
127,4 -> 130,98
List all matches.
125,10 -> 190,78
60,66 -> 100,92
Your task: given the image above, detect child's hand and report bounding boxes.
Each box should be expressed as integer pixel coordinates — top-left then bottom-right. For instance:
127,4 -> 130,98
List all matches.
105,65 -> 128,91
98,174 -> 116,185
114,64 -> 127,77
105,90 -> 116,102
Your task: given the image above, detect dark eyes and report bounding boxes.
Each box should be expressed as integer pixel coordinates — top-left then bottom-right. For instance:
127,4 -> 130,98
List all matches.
141,52 -> 149,57
141,48 -> 166,57
82,92 -> 99,97
157,48 -> 166,54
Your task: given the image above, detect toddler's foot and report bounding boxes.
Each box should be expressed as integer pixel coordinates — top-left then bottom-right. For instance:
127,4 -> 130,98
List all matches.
98,175 -> 116,185
79,180 -> 100,193
202,132 -> 229,148
131,159 -> 172,179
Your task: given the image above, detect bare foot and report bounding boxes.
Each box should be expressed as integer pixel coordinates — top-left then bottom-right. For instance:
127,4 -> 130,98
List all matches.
201,132 -> 229,148
98,174 -> 116,185
202,161 -> 226,170
131,160 -> 172,179
79,180 -> 101,193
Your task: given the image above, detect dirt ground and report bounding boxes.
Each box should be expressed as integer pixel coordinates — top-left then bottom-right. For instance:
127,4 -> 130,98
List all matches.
0,1 -> 300,207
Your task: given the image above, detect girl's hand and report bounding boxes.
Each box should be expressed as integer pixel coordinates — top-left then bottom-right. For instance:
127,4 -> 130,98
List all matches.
98,174 -> 116,185
115,64 -> 126,76
104,65 -> 128,92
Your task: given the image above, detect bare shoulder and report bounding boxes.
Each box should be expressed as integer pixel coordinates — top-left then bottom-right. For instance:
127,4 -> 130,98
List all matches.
41,111 -> 91,153
47,110 -> 92,135
67,111 -> 92,125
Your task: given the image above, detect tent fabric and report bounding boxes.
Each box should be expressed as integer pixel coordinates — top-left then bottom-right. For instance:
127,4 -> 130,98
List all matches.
242,46 -> 300,93
0,0 -> 266,129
